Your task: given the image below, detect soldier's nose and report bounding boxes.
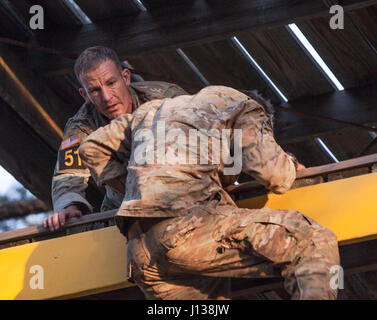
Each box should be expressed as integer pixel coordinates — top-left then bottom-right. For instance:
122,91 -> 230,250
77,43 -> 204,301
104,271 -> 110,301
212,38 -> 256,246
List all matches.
101,88 -> 112,102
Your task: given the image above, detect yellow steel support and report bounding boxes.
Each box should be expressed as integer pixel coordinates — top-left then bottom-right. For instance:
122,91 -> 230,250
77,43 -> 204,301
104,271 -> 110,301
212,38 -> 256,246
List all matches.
0,226 -> 131,300
237,172 -> 377,245
1,172 -> 377,299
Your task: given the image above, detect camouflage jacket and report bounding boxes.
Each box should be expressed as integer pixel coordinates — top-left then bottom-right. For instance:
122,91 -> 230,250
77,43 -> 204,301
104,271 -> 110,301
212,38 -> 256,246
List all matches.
51,81 -> 187,213
79,86 -> 297,218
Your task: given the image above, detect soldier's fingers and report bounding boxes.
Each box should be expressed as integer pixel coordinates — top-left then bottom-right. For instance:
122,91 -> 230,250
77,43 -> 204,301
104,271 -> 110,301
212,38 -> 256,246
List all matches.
59,212 -> 66,227
67,210 -> 82,219
48,215 -> 55,231
52,213 -> 61,231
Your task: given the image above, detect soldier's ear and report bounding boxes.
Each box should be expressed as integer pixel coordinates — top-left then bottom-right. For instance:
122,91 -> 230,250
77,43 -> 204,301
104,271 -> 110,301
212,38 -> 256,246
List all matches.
121,68 -> 131,86
79,88 -> 90,103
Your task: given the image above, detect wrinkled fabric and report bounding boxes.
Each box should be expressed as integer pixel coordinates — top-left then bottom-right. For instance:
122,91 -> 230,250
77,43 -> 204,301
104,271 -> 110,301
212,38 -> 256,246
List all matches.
79,85 -> 339,300
52,81 -> 187,213
127,207 -> 339,300
80,86 -> 296,218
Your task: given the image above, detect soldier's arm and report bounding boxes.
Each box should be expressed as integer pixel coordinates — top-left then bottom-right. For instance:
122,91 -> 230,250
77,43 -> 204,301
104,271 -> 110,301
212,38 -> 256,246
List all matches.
45,118 -> 96,231
235,99 -> 296,194
79,114 -> 132,187
163,83 -> 188,98
51,126 -> 93,214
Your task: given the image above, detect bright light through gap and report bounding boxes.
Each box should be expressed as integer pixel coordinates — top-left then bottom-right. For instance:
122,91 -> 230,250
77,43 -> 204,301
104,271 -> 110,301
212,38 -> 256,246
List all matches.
369,131 -> 377,139
231,37 -> 288,103
64,0 -> 92,24
315,137 -> 339,163
133,0 -> 147,11
176,48 -> 210,86
287,24 -> 344,91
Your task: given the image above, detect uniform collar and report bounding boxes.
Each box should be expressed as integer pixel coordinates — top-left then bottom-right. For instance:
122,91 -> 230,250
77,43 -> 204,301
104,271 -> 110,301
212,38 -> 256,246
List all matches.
127,85 -> 140,112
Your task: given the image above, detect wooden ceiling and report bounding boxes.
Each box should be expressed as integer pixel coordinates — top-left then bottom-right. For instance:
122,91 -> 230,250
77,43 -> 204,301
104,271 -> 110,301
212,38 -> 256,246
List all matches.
0,0 -> 377,209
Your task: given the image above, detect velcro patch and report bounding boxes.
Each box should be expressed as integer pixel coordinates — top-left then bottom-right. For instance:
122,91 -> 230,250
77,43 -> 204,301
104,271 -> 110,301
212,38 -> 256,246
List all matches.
61,134 -> 80,150
58,145 -> 85,170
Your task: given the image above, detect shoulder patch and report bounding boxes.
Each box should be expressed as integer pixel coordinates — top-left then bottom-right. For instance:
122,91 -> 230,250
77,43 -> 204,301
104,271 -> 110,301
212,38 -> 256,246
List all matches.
61,134 -> 80,150
58,145 -> 85,170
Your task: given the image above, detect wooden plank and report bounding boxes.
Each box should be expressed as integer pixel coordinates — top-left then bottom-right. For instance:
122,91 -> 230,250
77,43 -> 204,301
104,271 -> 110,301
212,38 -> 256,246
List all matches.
0,210 -> 117,245
141,0 -> 194,10
0,199 -> 48,221
42,74 -> 83,110
297,14 -> 377,90
0,98 -> 57,206
75,0 -> 139,21
281,138 -> 335,168
227,153 -> 377,194
36,0 -> 377,76
182,40 -> 280,102
236,27 -> 333,101
274,82 -> 377,143
348,5 -> 377,54
0,44 -> 68,150
127,50 -> 205,94
295,153 -> 377,178
0,3 -> 29,40
313,127 -> 377,161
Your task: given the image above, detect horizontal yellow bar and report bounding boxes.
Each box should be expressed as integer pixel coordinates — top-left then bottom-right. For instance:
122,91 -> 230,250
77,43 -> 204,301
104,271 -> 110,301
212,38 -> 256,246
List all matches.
0,226 -> 131,300
237,172 -> 377,245
1,172 -> 376,299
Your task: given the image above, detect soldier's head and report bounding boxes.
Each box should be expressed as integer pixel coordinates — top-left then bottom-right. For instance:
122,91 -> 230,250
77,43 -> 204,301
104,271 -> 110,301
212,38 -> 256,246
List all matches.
75,46 -> 132,120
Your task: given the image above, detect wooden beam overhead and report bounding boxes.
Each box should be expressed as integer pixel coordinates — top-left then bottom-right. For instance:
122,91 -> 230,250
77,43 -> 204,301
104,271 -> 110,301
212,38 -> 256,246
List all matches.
0,98 -> 57,205
274,82 -> 377,143
0,45 -> 68,150
37,0 -> 377,75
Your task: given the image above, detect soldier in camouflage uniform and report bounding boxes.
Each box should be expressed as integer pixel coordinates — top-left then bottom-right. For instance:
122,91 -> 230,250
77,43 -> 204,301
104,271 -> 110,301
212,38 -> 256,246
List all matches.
79,85 -> 340,300
43,46 -> 186,231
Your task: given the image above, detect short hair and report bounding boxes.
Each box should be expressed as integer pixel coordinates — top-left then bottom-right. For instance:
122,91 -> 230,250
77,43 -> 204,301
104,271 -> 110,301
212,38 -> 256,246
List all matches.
74,46 -> 122,84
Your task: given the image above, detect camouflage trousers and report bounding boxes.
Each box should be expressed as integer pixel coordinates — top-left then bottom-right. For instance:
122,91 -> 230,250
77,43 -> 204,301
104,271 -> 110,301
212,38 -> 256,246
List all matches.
125,205 -> 340,300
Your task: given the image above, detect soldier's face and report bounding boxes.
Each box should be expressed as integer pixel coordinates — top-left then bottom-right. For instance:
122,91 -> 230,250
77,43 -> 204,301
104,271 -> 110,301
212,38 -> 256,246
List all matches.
79,59 -> 132,120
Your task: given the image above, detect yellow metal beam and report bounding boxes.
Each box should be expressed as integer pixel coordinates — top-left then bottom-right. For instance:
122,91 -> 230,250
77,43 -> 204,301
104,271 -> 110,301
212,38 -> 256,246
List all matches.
1,172 -> 377,299
0,226 -> 131,300
237,172 -> 377,245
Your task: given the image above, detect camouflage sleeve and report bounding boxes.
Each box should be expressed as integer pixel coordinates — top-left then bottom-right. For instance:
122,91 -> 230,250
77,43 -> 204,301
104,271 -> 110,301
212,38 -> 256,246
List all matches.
79,114 -> 132,187
234,99 -> 296,194
51,122 -> 93,213
163,83 -> 188,98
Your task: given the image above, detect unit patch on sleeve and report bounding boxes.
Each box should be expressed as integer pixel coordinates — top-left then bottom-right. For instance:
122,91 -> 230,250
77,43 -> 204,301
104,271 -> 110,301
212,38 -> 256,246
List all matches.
58,134 -> 84,170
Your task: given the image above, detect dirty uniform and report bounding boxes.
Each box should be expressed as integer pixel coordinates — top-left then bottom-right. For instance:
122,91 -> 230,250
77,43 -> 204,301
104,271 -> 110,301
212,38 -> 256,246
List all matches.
51,81 -> 187,213
79,86 -> 340,300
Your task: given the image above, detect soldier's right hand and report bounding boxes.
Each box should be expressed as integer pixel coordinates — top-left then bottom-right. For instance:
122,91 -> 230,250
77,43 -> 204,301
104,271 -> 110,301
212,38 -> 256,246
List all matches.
297,162 -> 306,171
42,204 -> 83,231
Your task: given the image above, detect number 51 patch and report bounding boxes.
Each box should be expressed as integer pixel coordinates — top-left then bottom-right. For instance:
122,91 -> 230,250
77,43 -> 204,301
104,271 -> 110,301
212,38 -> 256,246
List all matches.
58,134 -> 84,170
